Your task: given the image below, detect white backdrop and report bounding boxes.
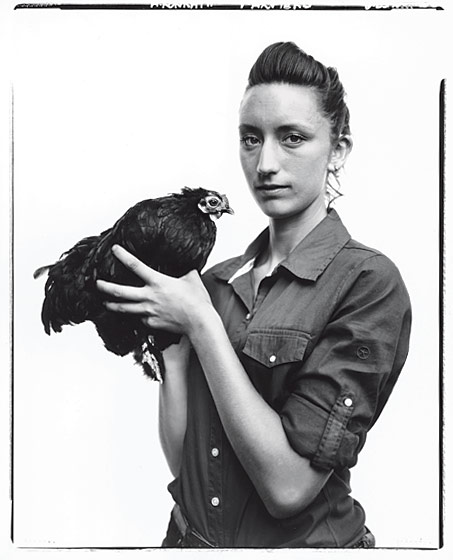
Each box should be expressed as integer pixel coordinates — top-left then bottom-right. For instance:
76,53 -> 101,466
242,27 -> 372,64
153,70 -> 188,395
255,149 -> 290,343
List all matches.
10,2 -> 445,552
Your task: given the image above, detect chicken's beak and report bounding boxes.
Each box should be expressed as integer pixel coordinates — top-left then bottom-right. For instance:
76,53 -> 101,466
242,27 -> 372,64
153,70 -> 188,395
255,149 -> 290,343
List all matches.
221,195 -> 234,215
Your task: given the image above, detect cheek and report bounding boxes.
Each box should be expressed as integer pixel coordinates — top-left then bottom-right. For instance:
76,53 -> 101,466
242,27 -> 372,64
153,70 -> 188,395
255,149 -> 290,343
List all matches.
291,152 -> 329,181
240,152 -> 255,179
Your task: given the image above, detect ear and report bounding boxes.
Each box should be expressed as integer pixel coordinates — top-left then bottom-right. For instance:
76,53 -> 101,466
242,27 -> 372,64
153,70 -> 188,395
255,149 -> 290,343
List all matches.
327,134 -> 353,173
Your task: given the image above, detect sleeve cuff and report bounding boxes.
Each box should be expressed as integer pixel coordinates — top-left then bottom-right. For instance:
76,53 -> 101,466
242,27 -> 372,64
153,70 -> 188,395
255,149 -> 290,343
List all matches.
281,391 -> 361,470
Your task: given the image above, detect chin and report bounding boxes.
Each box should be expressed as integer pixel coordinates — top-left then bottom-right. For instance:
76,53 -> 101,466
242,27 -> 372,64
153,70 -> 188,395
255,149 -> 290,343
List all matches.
257,192 -> 328,222
256,200 -> 305,220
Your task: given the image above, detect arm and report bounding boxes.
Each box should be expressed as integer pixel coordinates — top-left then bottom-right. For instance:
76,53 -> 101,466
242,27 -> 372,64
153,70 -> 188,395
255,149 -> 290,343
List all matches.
158,336 -> 190,477
97,245 -> 331,519
186,305 -> 332,518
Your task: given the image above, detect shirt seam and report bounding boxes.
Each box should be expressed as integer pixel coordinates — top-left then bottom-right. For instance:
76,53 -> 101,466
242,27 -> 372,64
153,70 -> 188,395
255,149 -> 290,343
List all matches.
245,327 -> 312,338
321,485 -> 340,547
331,253 -> 387,309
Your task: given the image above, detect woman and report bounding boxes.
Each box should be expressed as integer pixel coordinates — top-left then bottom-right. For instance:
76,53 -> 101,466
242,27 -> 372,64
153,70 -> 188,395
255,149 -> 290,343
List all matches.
97,42 -> 411,548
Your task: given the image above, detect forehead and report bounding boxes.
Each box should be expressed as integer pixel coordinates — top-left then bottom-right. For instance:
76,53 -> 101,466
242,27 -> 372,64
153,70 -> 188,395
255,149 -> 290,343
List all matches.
239,83 -> 326,129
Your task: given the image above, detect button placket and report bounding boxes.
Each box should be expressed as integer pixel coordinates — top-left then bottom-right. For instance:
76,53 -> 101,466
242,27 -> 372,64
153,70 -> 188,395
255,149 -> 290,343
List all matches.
250,274 -> 275,320
207,401 -> 224,544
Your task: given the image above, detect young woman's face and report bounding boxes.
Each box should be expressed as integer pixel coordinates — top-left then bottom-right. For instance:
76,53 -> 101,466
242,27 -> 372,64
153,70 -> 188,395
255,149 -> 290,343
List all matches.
239,83 -> 335,221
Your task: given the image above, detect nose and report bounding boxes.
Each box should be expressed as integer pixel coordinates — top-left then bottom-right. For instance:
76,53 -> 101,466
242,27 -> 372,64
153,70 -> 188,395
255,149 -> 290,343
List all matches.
256,140 -> 280,176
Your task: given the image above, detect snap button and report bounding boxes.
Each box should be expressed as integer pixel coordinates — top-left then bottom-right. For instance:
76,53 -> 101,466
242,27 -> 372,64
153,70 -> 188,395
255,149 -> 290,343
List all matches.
211,447 -> 219,457
344,397 -> 353,407
357,346 -> 370,360
269,354 -> 277,363
211,497 -> 220,507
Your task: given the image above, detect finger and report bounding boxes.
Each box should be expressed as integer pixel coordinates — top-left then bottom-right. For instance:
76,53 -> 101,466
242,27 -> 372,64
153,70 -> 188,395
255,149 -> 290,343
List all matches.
104,301 -> 151,314
96,279 -> 145,301
111,245 -> 161,283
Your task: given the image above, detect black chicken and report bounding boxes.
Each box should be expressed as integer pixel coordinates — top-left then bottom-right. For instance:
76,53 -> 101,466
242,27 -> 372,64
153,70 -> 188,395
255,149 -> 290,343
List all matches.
34,187 -> 233,382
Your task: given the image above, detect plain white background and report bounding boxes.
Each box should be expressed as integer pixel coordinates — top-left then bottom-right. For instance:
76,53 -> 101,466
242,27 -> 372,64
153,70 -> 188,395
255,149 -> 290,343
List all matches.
1,0 -> 450,557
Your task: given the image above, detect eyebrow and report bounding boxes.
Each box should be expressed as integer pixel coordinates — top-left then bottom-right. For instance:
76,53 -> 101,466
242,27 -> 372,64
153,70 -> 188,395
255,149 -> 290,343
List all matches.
277,124 -> 315,134
238,124 -> 260,134
238,123 -> 316,135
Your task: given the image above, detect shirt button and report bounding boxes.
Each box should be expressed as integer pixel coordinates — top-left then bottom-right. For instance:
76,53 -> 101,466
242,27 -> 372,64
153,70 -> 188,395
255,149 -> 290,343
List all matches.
245,313 -> 251,320
344,397 -> 353,407
269,354 -> 277,363
211,447 -> 219,457
357,346 -> 370,359
211,497 -> 220,507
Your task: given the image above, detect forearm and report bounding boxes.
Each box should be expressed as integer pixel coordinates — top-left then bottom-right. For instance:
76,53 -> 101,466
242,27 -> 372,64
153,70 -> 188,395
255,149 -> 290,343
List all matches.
158,336 -> 190,477
96,246 -> 329,514
187,305 -> 330,518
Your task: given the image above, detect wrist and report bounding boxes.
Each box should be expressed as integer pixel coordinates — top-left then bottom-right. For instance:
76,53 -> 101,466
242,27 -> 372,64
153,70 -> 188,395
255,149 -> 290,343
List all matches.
185,302 -> 222,346
161,335 -> 190,379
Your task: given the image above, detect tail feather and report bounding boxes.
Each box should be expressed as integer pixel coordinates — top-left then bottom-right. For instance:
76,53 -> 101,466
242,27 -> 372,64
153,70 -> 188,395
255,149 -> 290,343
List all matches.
35,234 -> 102,334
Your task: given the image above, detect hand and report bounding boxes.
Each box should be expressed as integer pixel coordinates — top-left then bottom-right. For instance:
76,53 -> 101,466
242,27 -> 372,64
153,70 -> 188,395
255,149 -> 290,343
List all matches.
96,244 -> 213,335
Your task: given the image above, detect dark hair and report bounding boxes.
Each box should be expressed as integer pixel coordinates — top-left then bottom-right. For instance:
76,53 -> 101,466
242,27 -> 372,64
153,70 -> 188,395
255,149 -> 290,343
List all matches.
247,41 -> 350,142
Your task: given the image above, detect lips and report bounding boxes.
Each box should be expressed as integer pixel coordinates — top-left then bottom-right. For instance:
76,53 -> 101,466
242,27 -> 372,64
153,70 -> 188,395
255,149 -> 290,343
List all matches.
255,184 -> 290,193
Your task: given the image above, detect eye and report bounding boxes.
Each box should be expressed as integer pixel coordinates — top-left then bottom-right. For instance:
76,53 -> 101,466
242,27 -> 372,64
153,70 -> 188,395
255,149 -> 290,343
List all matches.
240,134 -> 261,148
282,133 -> 305,146
207,197 -> 219,207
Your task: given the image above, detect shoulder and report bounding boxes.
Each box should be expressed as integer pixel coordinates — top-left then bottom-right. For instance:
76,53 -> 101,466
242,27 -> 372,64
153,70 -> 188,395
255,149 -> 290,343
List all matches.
329,233 -> 400,278
325,210 -> 403,280
333,238 -> 411,309
201,255 -> 243,290
203,255 -> 243,278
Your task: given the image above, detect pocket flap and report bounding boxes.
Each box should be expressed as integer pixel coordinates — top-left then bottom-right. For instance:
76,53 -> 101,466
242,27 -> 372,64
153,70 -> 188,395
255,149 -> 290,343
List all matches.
242,329 -> 311,368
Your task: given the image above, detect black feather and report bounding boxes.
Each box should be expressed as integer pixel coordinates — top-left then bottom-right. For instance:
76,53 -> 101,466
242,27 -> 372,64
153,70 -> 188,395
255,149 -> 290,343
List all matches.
34,187 -> 233,381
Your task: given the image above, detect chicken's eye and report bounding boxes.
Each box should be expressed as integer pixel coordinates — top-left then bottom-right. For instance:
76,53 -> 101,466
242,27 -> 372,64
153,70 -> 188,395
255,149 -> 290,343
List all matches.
207,198 -> 219,207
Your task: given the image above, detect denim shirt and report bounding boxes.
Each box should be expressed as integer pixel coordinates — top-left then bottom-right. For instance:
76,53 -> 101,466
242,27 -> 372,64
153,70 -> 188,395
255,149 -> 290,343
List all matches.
168,209 -> 412,548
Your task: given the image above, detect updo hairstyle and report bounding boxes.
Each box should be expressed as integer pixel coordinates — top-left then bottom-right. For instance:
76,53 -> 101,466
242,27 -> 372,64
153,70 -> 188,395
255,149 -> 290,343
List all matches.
247,41 -> 350,143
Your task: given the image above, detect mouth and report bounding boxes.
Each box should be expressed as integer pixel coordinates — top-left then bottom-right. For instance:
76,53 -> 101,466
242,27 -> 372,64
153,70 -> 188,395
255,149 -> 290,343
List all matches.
255,184 -> 290,193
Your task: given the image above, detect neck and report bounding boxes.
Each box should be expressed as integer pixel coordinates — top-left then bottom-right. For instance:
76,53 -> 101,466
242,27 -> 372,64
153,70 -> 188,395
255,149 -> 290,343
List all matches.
264,204 -> 328,269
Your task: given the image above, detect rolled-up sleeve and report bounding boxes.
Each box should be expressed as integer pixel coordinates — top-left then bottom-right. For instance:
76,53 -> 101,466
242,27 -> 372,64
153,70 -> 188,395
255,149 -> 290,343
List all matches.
280,254 -> 412,470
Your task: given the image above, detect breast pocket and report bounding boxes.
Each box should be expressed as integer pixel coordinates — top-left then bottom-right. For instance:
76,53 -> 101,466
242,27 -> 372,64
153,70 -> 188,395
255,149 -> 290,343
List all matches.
242,328 -> 311,369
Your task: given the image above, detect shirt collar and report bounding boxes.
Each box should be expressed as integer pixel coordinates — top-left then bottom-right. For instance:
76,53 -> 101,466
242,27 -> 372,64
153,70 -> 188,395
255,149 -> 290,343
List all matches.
213,209 -> 351,283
